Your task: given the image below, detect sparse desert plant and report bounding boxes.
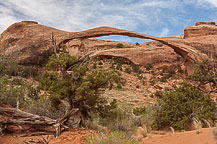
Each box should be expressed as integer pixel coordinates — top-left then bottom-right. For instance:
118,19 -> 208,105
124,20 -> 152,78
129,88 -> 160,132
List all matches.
131,64 -> 142,74
85,131 -> 141,144
213,124 -> 217,140
136,42 -> 140,46
125,67 -> 132,74
116,64 -> 123,71
88,102 -> 150,136
117,83 -> 123,89
189,60 -> 217,93
0,53 -> 35,78
154,90 -> 163,98
98,61 -> 103,65
192,118 -> 202,134
153,82 -> 217,130
114,57 -> 126,65
144,63 -> 153,71
116,43 -> 124,48
133,106 -> 146,116
0,76 -> 38,108
177,66 -> 184,74
28,95 -> 65,119
156,43 -> 163,47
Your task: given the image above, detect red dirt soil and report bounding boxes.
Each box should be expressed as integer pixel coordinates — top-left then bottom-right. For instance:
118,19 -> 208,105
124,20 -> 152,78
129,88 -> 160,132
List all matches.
0,129 -> 95,144
0,128 -> 215,144
144,128 -> 216,144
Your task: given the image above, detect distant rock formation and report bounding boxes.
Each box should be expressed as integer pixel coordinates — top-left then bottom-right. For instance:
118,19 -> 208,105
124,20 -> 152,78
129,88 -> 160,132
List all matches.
0,21 -> 212,75
184,21 -> 217,38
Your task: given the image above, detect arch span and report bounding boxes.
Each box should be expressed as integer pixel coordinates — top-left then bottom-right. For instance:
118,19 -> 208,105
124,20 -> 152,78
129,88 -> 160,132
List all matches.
57,26 -> 208,75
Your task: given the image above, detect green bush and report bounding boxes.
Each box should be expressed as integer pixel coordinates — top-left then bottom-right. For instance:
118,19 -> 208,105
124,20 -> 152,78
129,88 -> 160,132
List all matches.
136,42 -> 140,46
28,95 -> 65,119
159,76 -> 168,82
131,64 -> 142,74
136,85 -> 140,89
133,106 -> 146,116
116,64 -> 123,71
189,60 -> 217,88
98,61 -> 103,65
86,131 -> 141,144
87,102 -> 146,135
114,58 -> 126,66
0,54 -> 35,78
125,67 -> 132,74
117,83 -> 123,89
153,82 -> 217,130
144,63 -> 153,71
116,43 -> 124,48
39,52 -> 120,123
0,76 -> 38,108
177,66 -> 184,74
154,91 -> 163,98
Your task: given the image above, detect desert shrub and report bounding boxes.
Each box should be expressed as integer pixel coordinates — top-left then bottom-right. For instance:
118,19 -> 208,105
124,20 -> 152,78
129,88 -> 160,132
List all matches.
0,54 -> 35,78
168,70 -> 176,75
136,42 -> 140,46
156,43 -> 163,47
0,54 -> 19,76
125,67 -> 132,74
144,63 -> 153,71
117,83 -> 123,89
60,44 -> 67,51
114,57 -> 126,65
136,85 -> 140,89
131,64 -> 142,74
116,64 -> 123,71
133,106 -> 146,116
159,75 -> 168,82
153,82 -> 217,130
86,131 -> 141,144
213,124 -> 217,140
87,102 -> 147,135
149,80 -> 155,86
98,61 -> 103,65
38,52 -> 120,123
0,76 -> 38,108
177,66 -> 184,74
28,95 -> 65,119
93,63 -> 97,69
154,91 -> 163,98
189,60 -> 217,88
116,43 -> 124,48
135,74 -> 143,80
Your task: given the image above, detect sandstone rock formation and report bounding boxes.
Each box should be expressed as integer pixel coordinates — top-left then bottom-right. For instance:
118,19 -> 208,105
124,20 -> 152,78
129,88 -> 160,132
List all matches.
0,21 -> 212,75
184,21 -> 217,39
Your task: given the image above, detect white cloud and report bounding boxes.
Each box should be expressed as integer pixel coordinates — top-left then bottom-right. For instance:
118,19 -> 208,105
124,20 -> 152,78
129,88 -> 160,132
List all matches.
0,0 -> 180,34
158,28 -> 170,37
207,0 -> 217,7
0,0 -> 216,40
184,0 -> 217,8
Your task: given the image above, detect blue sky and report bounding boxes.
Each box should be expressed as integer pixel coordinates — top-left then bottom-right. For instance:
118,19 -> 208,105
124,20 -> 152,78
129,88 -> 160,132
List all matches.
0,0 -> 217,42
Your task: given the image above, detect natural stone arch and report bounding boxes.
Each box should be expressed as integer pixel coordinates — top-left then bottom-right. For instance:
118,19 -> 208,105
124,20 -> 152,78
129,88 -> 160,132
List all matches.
57,26 -> 208,75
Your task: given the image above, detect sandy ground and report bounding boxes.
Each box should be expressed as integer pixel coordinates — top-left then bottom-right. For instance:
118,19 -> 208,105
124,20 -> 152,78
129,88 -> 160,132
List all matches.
144,128 -> 216,144
0,129 -> 94,144
0,128 -> 216,144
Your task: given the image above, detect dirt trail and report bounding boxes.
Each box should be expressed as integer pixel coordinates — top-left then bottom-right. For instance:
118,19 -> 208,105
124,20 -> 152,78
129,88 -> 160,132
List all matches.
144,128 -> 216,144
